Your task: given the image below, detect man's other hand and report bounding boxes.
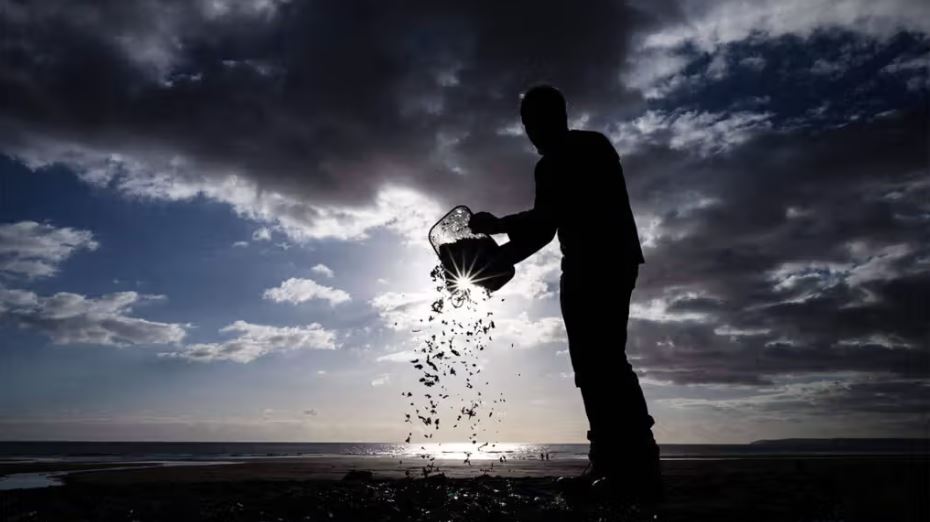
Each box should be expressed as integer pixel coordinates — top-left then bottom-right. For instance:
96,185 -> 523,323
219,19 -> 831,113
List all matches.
469,212 -> 502,235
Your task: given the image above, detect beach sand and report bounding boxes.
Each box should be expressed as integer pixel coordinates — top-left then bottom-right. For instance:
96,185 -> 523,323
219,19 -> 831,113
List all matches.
1,456 -> 927,521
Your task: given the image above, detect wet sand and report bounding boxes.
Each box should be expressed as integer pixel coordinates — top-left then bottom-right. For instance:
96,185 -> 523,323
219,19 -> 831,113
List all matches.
1,456 -> 927,521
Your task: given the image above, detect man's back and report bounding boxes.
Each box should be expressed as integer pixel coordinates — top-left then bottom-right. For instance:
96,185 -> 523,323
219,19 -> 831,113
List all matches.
535,130 -> 645,272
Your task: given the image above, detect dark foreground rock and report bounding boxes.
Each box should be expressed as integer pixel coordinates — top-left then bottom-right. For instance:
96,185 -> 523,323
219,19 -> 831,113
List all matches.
0,457 -> 927,521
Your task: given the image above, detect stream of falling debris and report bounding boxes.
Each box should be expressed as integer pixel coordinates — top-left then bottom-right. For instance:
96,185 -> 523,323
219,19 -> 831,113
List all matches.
401,265 -> 507,476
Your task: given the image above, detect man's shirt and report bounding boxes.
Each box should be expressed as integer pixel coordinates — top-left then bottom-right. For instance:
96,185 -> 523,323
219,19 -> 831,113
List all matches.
499,130 -> 645,272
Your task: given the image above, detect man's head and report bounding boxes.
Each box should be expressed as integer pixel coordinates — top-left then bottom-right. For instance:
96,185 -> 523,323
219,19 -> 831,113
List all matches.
521,85 -> 568,155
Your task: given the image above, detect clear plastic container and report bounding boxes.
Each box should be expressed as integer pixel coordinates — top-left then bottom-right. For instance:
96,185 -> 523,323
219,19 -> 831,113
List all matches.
428,206 -> 515,292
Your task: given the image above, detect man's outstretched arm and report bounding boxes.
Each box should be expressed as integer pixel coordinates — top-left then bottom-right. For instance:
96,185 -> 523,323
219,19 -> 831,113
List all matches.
471,165 -> 557,266
497,218 -> 556,266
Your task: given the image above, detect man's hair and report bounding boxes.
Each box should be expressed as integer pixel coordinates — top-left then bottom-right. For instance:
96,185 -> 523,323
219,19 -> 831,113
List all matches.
520,84 -> 566,120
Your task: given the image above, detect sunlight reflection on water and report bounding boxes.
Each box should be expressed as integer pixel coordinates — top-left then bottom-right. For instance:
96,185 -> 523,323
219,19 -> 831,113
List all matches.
397,442 -> 563,461
0,472 -> 64,491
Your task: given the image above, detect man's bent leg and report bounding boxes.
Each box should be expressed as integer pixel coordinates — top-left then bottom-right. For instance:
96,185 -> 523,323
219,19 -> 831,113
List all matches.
579,359 -> 659,474
562,266 -> 661,496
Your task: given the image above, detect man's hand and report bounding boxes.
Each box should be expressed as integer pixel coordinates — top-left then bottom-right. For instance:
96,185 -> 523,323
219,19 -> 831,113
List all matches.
469,211 -> 502,235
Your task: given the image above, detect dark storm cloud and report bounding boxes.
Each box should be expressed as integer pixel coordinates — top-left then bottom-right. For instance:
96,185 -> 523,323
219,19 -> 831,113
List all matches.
0,0 -> 662,209
664,378 -> 928,427
620,30 -> 929,407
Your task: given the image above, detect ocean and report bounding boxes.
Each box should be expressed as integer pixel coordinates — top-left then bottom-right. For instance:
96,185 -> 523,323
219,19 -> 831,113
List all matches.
1,439 -> 926,463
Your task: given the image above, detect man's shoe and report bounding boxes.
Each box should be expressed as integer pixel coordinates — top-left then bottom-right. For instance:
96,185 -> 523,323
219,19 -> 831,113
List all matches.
589,459 -> 665,506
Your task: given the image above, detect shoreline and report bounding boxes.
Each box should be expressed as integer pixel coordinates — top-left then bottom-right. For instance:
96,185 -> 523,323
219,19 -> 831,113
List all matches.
1,453 -> 926,484
2,453 -> 927,489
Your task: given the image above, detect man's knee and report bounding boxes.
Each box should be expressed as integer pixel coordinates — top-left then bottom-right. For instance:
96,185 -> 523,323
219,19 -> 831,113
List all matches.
574,363 -> 636,388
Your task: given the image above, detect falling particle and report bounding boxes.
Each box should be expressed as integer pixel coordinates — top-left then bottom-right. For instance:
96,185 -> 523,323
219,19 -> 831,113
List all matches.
401,264 -> 508,471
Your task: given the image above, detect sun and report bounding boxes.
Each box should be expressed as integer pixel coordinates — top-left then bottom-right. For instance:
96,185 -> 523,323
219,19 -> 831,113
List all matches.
442,248 -> 499,297
452,273 -> 479,293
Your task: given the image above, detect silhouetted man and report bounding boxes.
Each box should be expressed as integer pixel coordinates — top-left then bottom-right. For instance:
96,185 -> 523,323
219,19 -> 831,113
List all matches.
470,85 -> 661,500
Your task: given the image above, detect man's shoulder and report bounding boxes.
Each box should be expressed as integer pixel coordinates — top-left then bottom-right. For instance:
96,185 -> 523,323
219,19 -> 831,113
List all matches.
567,130 -> 617,156
538,130 -> 618,176
568,129 -> 610,144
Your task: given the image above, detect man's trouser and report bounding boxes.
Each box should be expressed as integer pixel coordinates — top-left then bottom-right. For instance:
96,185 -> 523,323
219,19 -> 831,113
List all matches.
560,264 -> 659,475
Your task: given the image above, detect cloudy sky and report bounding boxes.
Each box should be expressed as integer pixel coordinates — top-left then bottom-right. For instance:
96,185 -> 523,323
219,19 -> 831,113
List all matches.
1,0 -> 927,444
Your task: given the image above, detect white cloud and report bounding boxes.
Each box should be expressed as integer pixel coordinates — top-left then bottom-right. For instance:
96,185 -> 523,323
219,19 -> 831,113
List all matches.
495,312 -> 566,348
569,112 -> 592,129
0,221 -> 98,278
163,320 -> 336,363
714,325 -> 772,338
311,263 -> 335,278
376,349 -> 418,363
0,289 -> 187,346
370,373 -> 391,387
252,227 -> 272,241
706,49 -> 729,80
631,293 -> 713,323
881,54 -> 928,74
810,58 -> 845,76
313,185 -> 442,244
768,260 -> 853,303
625,0 -> 930,97
845,242 -> 914,286
881,54 -> 930,91
641,0 -> 930,54
766,243 -> 916,304
263,278 -> 351,306
497,241 -> 561,300
496,120 -> 525,136
8,141 -> 442,245
369,291 -> 432,331
622,48 -> 692,96
610,110 -> 772,157
200,0 -> 290,20
739,55 -> 767,71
